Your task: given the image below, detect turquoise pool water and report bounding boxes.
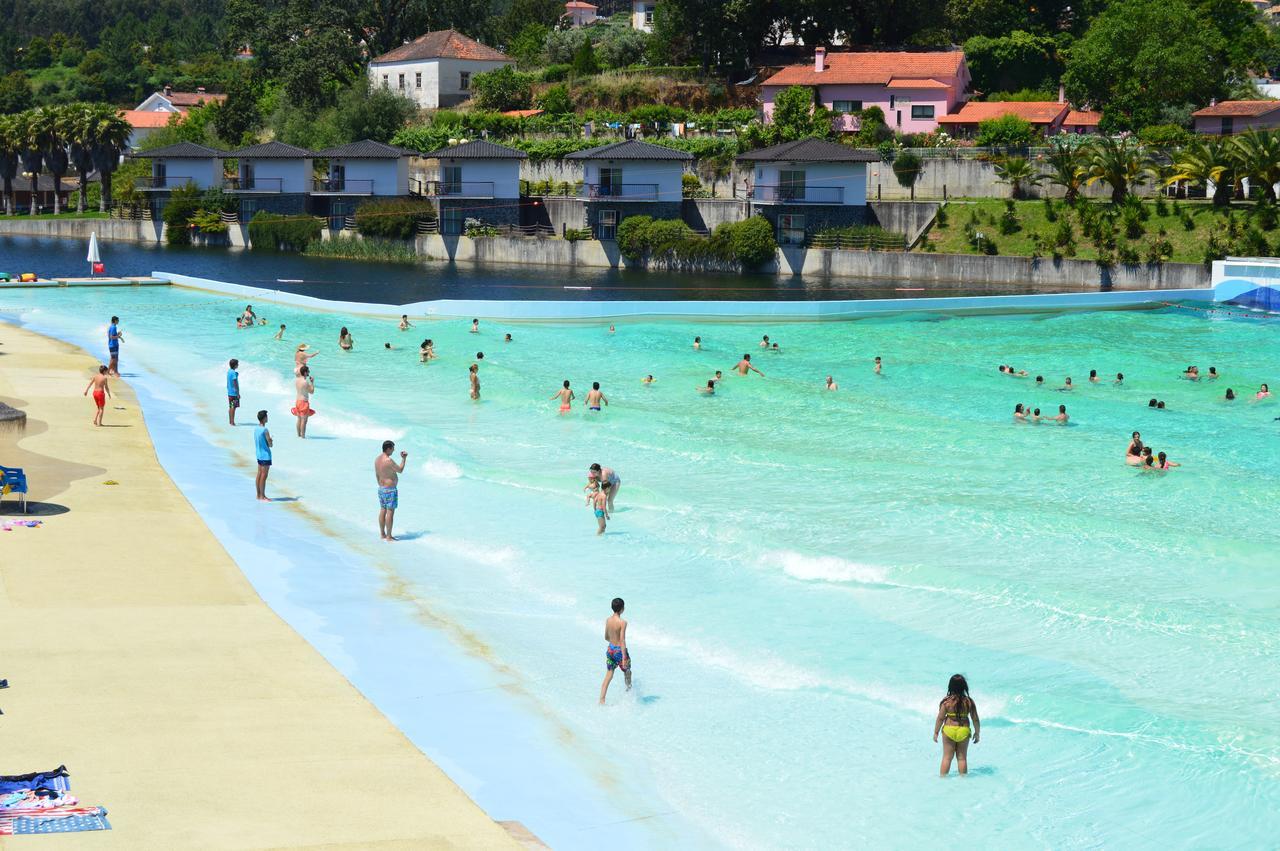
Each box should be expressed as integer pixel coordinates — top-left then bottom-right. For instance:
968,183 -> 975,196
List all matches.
8,286 -> 1280,847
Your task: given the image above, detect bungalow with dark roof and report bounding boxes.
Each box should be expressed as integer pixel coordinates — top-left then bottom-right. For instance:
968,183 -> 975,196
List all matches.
128,142 -> 225,218
736,139 -> 877,244
421,140 -> 528,233
310,140 -> 417,229
563,139 -> 692,239
1192,100 -> 1280,135
761,49 -> 970,133
368,30 -> 513,109
221,141 -> 314,218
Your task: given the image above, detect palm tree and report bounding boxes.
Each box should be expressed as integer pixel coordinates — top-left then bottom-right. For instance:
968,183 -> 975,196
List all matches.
66,103 -> 96,214
0,115 -> 19,216
993,156 -> 1040,199
1168,137 -> 1236,206
1083,136 -> 1154,204
1040,142 -> 1085,204
15,109 -> 48,216
83,105 -> 131,213
39,105 -> 72,215
1231,129 -> 1280,203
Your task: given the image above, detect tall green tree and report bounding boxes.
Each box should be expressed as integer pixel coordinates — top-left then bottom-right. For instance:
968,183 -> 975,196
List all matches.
1168,137 -> 1237,206
0,114 -> 19,215
41,105 -> 71,215
963,31 -> 1060,95
211,71 -> 262,145
0,72 -> 33,115
1083,136 -> 1154,204
1040,140 -> 1086,203
1232,130 -> 1280,203
15,109 -> 49,215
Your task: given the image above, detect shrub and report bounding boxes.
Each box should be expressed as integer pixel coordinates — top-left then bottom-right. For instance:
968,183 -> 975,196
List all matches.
891,151 -> 923,196
540,63 -> 572,82
303,235 -> 421,264
1177,204 -> 1194,231
1254,202 -> 1278,231
538,83 -> 573,115
1043,197 -> 1057,222
189,209 -> 227,234
935,206 -> 948,228
1153,195 -> 1168,218
1137,124 -> 1192,149
616,215 -> 653,259
163,184 -> 204,245
616,214 -> 775,268
470,66 -> 534,111
1054,217 -> 1076,252
682,172 -> 709,198
572,39 -> 601,76
1144,231 -> 1173,263
248,212 -> 323,251
975,114 -> 1036,148
564,227 -> 592,241
1121,205 -> 1144,239
354,198 -> 436,240
721,216 -> 777,268
999,199 -> 1020,234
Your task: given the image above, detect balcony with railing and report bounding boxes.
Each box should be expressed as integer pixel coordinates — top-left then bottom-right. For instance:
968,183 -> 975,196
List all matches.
312,178 -> 375,195
224,176 -> 284,193
833,113 -> 862,133
736,184 -> 844,204
135,175 -> 194,191
582,183 -> 659,201
425,180 -> 495,199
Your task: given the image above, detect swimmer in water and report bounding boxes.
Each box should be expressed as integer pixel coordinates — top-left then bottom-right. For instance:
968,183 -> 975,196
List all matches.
1206,366 -> 1218,380
471,319 -> 479,333
552,380 -> 575,412
1035,375 -> 1044,387
1183,365 -> 1199,381
1157,400 -> 1166,410
698,380 -> 715,395
1013,403 -> 1027,422
476,351 -> 484,360
339,327 -> 354,351
384,343 -> 393,350
1059,377 -> 1073,391
505,333 -> 512,343
760,335 -> 770,349
419,340 -> 430,363
585,382 -> 608,411
642,374 -> 655,385
608,325 -> 615,334
275,324 -> 285,340
1052,404 -> 1069,423
771,342 -> 781,353
693,336 -> 701,351
1089,369 -> 1099,383
1157,451 -> 1180,471
1148,398 -> 1158,408
469,363 -> 480,400
1031,407 -> 1042,423
933,674 -> 980,776
826,376 -> 838,391
734,354 -> 763,376
399,314 -> 412,331
1252,383 -> 1271,402
874,356 -> 882,375
1114,372 -> 1123,385
711,370 -> 723,385
1126,431 -> 1143,465
1225,388 -> 1235,401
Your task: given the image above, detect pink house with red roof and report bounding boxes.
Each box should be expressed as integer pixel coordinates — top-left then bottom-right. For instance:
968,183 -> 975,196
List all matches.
761,49 -> 970,134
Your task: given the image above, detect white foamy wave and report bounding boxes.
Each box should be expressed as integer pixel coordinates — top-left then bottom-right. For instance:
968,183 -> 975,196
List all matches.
762,550 -> 888,584
418,534 -> 520,567
238,364 -> 295,397
309,410 -> 406,441
421,457 -> 463,479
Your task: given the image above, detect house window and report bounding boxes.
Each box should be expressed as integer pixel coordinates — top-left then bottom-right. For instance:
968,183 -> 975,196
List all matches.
598,167 -> 622,196
778,213 -> 805,245
597,209 -> 618,240
1222,117 -> 1234,134
460,71 -> 471,90
381,74 -> 388,88
442,165 -> 462,194
889,95 -> 895,108
831,100 -> 862,114
415,72 -> 422,89
779,169 -> 806,202
911,104 -> 935,120
398,73 -> 405,89
442,206 -> 465,235
241,162 -> 255,190
895,110 -> 902,127
153,161 -> 167,188
240,198 -> 258,221
644,6 -> 654,24
329,162 -> 345,191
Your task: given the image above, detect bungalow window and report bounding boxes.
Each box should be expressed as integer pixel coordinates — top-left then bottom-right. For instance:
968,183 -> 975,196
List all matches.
598,209 -> 618,240
778,214 -> 805,245
911,105 -> 935,120
831,100 -> 862,114
442,206 -> 464,235
779,169 -> 806,202
153,161 -> 167,188
460,71 -> 471,90
598,167 -> 622,196
415,72 -> 422,89
398,73 -> 405,89
1222,117 -> 1233,134
442,165 -> 463,195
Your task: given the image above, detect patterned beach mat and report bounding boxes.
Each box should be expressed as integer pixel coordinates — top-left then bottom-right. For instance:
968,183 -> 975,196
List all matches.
0,807 -> 111,835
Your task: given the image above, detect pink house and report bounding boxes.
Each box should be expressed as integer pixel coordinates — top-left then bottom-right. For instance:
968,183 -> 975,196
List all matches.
760,49 -> 970,134
1192,100 -> 1280,135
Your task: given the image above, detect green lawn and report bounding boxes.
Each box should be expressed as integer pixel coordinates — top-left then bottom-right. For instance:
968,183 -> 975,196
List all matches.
922,197 -> 1271,264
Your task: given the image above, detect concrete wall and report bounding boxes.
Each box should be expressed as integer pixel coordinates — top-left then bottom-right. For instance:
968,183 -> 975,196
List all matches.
866,157 -> 1144,201
521,159 -> 587,185
682,199 -> 749,231
868,201 -> 940,246
537,197 -> 588,234
418,233 -> 621,268
0,216 -> 163,243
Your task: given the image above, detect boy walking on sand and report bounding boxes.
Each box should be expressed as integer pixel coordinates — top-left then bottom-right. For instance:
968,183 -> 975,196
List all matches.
599,597 -> 631,704
227,358 -> 240,425
254,410 -> 273,501
83,365 -> 111,426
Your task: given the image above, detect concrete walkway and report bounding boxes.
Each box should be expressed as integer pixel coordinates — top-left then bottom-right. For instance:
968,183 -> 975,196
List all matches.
0,325 -> 520,849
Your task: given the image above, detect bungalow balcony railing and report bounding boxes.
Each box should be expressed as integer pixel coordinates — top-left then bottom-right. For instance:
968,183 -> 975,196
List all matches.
135,175 -> 194,190
224,176 -> 284,193
582,183 -> 659,201
426,180 -> 495,199
738,184 -> 844,204
312,178 -> 375,195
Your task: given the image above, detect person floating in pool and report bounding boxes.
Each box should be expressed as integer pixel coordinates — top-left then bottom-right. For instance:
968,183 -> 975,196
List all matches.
339,327 -> 354,351
874,356 -> 882,375
588,463 -> 620,511
711,370 -> 724,385
1126,431 -> 1144,465
1113,372 -> 1123,385
1206,367 -> 1219,380
1031,407 -> 1042,423
771,342 -> 781,354
399,314 -> 412,331
933,674 -> 980,776
693,336 -> 701,351
505,333 -> 512,343
83,365 -> 111,427
599,597 -> 631,704
734,354 -> 763,376
1013,403 -> 1027,422
1224,388 -> 1236,401
1034,375 -> 1044,387
469,364 -> 480,400
1252,383 -> 1271,403
642,374 -> 655,385
759,335 -> 770,349
1183,365 -> 1199,381
609,325 -> 615,334
826,375 -> 838,391
471,318 -> 480,334
585,382 -> 608,411
552,380 -> 575,412
275,324 -> 285,341
374,439 -> 408,541
1156,451 -> 1180,471
292,365 -> 316,438
698,380 -> 715,395
1059,377 -> 1073,391
1052,404 -> 1069,424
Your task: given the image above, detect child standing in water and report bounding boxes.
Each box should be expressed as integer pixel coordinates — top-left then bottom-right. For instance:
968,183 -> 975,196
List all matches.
599,597 -> 631,704
933,674 -> 980,776
589,481 -> 610,534
469,363 -> 480,400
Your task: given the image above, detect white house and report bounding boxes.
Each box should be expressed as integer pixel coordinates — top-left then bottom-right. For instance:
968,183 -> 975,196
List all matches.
131,142 -> 223,191
311,140 -> 414,196
735,138 -> 876,244
564,0 -> 599,27
223,141 -> 314,195
631,0 -> 655,31
564,139 -> 689,203
421,139 -> 527,233
367,29 -> 513,110
135,85 -> 226,113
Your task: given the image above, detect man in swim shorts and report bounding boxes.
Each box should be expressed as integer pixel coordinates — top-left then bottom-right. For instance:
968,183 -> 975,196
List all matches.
585,382 -> 608,411
293,365 -> 315,438
599,597 -> 631,704
375,439 -> 408,541
552,380 -> 574,412
734,354 -> 763,376
83,365 -> 111,427
226,358 -> 240,425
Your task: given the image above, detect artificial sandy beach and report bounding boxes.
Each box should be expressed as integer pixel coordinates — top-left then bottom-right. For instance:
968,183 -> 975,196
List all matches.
0,323 -> 520,849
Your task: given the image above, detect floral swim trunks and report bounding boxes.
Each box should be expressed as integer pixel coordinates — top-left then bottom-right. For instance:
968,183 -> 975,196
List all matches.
606,643 -> 630,671
378,485 -> 398,510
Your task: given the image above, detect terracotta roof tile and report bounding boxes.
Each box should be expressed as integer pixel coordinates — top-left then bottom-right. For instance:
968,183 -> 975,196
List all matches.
501,109 -> 545,118
122,110 -> 181,129
885,78 -> 950,90
1192,100 -> 1280,117
762,51 -> 966,88
564,1 -> 597,8
937,101 -> 1069,125
371,29 -> 511,64
163,91 -> 227,107
1064,109 -> 1102,126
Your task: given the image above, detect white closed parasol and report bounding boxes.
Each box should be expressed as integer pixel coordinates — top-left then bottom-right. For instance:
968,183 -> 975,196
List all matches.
87,231 -> 101,277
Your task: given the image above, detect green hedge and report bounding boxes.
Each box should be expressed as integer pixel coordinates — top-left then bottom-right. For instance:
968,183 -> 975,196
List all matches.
248,212 -> 323,251
616,214 -> 777,270
354,198 -> 436,240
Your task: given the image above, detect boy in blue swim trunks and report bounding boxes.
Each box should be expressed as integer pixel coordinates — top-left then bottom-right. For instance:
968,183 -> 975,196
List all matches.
589,480 -> 610,535
599,597 -> 631,704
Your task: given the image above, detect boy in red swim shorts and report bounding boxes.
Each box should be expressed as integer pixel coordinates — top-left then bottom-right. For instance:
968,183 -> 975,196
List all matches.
83,365 -> 111,427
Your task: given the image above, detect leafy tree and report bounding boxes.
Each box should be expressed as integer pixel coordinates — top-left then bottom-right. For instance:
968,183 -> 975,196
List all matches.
537,83 -> 573,115
963,31 -> 1060,95
335,80 -> 417,142
494,0 -> 564,47
41,105 -> 71,214
596,26 -> 648,70
545,29 -> 591,65
15,108 -> 48,215
355,0 -> 434,58
892,151 -> 923,200
1137,124 -> 1193,149
508,23 -> 549,68
1062,0 -> 1228,130
571,38 -> 600,76
470,65 -> 533,111
24,37 -> 53,70
0,73 -> 33,115
946,0 -> 1031,40
722,215 -> 776,269
212,71 -> 262,145
993,156 -> 1039,198
975,114 -> 1036,147
770,85 -> 831,142
0,114 -> 20,215
1084,136 -> 1154,204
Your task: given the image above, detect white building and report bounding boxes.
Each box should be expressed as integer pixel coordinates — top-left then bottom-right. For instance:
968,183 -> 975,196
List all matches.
312,140 -> 414,196
134,85 -> 226,114
368,29 -> 514,110
421,139 -> 527,234
631,0 -> 655,31
131,142 -> 223,191
224,141 -> 314,195
564,0 -> 600,27
565,139 -> 689,203
735,138 -> 876,245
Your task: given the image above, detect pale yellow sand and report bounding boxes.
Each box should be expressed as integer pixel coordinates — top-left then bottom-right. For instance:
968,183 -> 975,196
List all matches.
0,325 -> 520,849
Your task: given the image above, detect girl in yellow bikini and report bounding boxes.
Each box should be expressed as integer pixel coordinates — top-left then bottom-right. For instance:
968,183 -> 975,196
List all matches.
932,674 -> 980,776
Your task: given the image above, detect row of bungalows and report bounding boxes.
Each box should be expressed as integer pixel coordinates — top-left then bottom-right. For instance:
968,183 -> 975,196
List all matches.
131,136 -> 877,244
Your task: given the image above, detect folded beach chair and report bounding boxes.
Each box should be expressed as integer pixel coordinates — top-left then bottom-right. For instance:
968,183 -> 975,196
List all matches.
0,466 -> 28,514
